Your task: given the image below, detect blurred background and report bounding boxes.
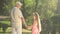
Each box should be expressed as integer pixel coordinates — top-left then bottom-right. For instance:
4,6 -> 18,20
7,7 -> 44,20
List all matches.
0,0 -> 60,34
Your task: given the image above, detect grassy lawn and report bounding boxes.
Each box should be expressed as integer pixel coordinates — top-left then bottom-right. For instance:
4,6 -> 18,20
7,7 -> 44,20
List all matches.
0,27 -> 31,34
0,20 -> 10,25
0,33 -> 31,34
0,20 -> 59,34
0,27 -> 31,32
0,20 -> 31,34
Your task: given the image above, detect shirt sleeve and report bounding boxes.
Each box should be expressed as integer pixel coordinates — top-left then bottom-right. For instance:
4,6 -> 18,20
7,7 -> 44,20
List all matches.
14,9 -> 18,18
10,7 -> 17,22
12,8 -> 18,21
19,10 -> 23,18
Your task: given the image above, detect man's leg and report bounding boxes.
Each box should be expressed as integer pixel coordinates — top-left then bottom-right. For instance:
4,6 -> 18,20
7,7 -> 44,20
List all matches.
16,26 -> 22,34
12,27 -> 17,34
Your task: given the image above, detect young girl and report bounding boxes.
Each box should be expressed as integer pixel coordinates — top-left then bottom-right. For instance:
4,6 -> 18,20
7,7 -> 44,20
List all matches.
32,12 -> 41,34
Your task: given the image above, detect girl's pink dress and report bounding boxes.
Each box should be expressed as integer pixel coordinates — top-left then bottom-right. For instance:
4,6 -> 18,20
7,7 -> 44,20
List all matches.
32,23 -> 39,34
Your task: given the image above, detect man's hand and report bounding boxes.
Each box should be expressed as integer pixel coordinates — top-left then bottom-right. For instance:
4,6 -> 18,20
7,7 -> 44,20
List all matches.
27,25 -> 32,30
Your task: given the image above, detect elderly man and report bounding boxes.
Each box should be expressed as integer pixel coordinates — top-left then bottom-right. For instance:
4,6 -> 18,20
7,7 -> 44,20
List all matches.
10,1 -> 27,34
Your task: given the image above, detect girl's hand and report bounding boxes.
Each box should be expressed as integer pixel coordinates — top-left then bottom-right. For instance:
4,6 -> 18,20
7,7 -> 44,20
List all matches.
27,26 -> 32,30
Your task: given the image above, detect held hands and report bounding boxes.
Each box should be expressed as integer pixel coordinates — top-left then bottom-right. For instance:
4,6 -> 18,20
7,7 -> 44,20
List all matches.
27,25 -> 32,30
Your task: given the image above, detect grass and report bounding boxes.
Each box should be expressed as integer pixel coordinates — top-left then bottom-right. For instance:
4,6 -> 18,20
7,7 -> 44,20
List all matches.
0,27 -> 31,32
0,20 -> 10,25
0,20 -> 32,34
0,32 -> 31,34
0,20 -> 59,34
0,27 -> 31,34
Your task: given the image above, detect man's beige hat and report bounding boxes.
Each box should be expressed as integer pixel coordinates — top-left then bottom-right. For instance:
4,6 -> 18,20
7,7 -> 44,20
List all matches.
16,1 -> 23,6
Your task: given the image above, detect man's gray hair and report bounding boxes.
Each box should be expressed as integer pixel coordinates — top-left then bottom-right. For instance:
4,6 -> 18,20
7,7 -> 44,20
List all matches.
16,1 -> 23,6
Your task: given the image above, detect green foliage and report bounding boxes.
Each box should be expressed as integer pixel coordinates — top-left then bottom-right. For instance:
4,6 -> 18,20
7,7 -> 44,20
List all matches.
0,0 -> 60,34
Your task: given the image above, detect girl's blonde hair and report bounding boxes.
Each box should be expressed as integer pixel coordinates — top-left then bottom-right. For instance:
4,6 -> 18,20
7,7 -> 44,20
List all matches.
33,12 -> 42,32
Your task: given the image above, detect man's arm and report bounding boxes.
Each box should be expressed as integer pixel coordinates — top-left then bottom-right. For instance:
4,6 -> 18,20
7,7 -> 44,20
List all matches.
10,8 -> 17,22
21,17 -> 28,28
